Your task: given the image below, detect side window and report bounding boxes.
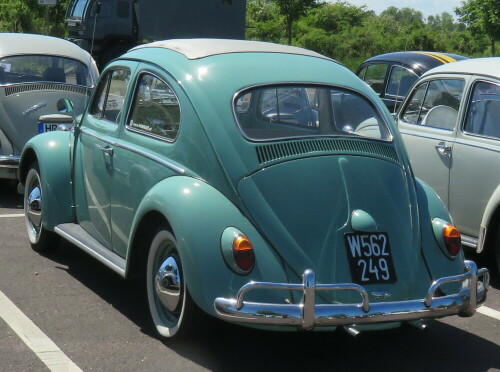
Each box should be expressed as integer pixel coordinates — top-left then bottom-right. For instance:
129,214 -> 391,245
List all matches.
401,79 -> 464,130
128,73 -> 181,140
358,64 -> 388,94
386,66 -> 418,98
464,81 -> 500,139
402,82 -> 427,124
90,68 -> 130,122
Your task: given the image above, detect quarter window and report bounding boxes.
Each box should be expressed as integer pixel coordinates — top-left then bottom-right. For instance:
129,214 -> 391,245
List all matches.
128,73 -> 180,140
90,68 -> 130,122
401,79 -> 464,130
358,64 -> 388,94
464,81 -> 500,139
386,66 -> 418,98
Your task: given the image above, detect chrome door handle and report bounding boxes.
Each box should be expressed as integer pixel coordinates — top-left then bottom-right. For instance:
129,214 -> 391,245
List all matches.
98,145 -> 114,155
435,142 -> 452,154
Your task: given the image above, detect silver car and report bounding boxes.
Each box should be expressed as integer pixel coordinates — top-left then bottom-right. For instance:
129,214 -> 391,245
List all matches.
397,57 -> 500,272
0,33 -> 98,180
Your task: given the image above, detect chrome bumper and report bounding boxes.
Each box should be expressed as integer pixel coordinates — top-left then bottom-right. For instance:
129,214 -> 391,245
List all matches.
0,155 -> 20,168
214,260 -> 489,330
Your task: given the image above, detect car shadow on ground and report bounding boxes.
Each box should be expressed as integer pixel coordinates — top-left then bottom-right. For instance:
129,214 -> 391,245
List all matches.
37,239 -> 500,372
0,180 -> 22,210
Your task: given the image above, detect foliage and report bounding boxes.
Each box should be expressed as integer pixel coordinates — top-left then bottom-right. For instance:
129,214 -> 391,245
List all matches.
247,0 -> 494,71
0,0 -> 70,36
456,0 -> 500,55
274,0 -> 318,44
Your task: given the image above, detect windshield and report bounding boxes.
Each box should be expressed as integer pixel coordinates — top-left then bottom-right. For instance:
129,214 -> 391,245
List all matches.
235,85 -> 391,141
69,0 -> 88,18
0,55 -> 92,86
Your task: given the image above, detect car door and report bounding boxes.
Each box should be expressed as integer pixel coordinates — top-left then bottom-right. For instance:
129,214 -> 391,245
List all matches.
73,64 -> 134,249
109,65 -> 183,257
397,76 -> 467,206
448,78 -> 500,238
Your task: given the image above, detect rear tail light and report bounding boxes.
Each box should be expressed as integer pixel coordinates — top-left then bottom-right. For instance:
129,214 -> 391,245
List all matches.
443,224 -> 462,256
232,235 -> 255,272
221,228 -> 255,274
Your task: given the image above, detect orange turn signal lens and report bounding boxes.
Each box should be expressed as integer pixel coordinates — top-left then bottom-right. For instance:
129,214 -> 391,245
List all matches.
232,235 -> 255,272
443,224 -> 461,256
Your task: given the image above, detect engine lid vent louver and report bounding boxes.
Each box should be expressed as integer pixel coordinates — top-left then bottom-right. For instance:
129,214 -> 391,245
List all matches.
5,84 -> 88,97
256,138 -> 399,164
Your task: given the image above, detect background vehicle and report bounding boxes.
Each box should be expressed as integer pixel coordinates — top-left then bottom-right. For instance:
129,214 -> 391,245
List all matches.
397,57 -> 500,273
19,39 -> 488,341
356,51 -> 467,113
65,0 -> 246,67
0,33 -> 98,180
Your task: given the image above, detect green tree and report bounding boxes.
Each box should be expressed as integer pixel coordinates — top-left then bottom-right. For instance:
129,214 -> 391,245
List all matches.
273,0 -> 317,45
0,0 -> 69,36
456,0 -> 500,55
246,0 -> 284,42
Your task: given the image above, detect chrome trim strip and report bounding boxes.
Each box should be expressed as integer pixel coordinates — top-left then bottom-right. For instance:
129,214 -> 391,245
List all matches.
461,234 -> 478,249
214,260 -> 489,329
0,155 -> 20,168
116,141 -> 185,175
79,128 -> 185,175
54,223 -> 126,277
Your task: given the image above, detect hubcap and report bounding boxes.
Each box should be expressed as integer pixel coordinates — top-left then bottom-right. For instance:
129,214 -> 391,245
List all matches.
155,256 -> 182,312
27,186 -> 42,227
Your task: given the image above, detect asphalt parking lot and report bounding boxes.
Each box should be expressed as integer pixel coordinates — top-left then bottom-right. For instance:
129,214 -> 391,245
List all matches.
0,180 -> 499,371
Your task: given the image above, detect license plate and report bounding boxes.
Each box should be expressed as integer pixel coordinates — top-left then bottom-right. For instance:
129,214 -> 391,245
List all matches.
344,232 -> 397,284
38,122 -> 59,133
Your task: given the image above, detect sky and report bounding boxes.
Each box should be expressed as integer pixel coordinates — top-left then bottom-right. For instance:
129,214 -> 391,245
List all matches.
328,0 -> 464,18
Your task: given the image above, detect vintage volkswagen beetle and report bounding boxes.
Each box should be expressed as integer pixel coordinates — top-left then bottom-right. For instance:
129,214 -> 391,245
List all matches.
19,39 -> 488,339
397,57 -> 500,273
0,33 -> 98,180
356,51 -> 467,113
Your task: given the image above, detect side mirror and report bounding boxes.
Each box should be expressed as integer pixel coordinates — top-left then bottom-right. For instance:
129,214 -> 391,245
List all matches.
57,98 -> 75,114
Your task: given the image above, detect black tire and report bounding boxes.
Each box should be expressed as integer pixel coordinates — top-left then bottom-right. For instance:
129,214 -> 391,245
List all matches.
24,162 -> 58,252
146,228 -> 200,340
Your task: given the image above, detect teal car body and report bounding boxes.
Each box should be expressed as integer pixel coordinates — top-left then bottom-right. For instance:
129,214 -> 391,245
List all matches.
19,39 -> 489,339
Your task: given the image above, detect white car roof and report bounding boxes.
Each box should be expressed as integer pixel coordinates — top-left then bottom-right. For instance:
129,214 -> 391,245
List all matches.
0,33 -> 93,64
422,57 -> 500,78
131,38 -> 332,61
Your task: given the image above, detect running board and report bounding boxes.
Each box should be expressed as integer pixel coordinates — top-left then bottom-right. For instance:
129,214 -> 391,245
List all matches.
54,223 -> 126,278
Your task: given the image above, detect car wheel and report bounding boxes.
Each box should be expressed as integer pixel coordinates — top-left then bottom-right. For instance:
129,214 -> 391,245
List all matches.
146,228 -> 198,339
24,162 -> 58,252
495,227 -> 500,275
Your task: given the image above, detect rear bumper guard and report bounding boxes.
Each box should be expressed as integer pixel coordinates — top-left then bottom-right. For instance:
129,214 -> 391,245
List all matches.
214,260 -> 489,330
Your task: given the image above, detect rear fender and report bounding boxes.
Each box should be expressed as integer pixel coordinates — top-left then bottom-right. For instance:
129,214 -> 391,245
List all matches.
477,184 -> 500,253
128,176 -> 287,316
19,131 -> 74,230
416,178 -> 464,281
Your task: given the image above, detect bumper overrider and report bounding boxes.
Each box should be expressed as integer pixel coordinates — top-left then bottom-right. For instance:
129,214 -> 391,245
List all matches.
214,260 -> 489,330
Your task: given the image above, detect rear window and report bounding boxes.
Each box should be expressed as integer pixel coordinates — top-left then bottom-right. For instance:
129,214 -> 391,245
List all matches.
234,85 -> 391,141
0,55 -> 92,86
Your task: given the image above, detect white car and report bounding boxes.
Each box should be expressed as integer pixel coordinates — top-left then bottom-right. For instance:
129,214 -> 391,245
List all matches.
397,57 -> 500,272
0,33 -> 98,180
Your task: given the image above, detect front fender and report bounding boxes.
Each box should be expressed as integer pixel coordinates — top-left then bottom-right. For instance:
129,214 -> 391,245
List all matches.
19,131 -> 74,230
415,178 -> 464,281
129,176 -> 287,316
